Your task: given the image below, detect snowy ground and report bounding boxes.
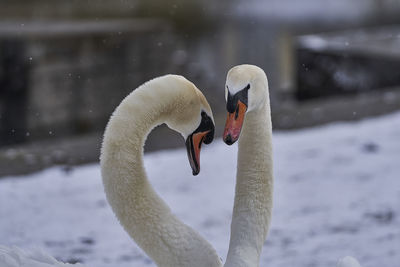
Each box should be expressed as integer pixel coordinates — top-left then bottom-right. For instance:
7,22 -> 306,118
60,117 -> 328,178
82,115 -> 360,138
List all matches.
1,112 -> 399,267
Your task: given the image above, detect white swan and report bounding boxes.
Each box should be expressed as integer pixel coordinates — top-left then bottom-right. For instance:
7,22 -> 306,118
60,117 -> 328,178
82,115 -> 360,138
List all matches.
0,75 -> 221,267
221,64 -> 362,267
222,64 -> 274,267
100,75 -> 222,267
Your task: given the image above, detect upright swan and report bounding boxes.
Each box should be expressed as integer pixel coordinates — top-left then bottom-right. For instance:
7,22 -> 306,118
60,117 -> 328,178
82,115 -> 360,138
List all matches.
222,65 -> 273,267
221,64 -> 362,267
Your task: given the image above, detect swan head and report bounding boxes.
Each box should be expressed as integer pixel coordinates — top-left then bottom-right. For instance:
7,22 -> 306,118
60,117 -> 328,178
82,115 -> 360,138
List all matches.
163,76 -> 215,175
184,110 -> 214,176
223,64 -> 269,145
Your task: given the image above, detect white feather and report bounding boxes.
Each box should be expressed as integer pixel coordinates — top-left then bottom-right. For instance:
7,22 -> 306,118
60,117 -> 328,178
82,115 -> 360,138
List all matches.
0,246 -> 85,267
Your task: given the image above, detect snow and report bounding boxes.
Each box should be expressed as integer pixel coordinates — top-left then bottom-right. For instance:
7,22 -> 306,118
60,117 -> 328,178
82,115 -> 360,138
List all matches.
1,111 -> 400,267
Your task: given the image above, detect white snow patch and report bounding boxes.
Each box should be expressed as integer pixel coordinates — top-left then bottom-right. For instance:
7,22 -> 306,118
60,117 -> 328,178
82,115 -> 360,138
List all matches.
1,112 -> 400,267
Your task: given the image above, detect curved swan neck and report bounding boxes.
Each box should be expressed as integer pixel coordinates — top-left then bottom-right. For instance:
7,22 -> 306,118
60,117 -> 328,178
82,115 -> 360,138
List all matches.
225,103 -> 273,267
101,77 -> 221,267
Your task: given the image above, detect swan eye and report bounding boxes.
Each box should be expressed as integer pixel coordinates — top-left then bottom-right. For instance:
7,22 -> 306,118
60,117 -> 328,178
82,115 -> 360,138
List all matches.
226,84 -> 249,113
193,111 -> 215,144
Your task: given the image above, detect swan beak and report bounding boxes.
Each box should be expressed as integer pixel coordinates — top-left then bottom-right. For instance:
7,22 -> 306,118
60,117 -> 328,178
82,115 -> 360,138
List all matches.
186,130 -> 212,176
223,100 -> 247,145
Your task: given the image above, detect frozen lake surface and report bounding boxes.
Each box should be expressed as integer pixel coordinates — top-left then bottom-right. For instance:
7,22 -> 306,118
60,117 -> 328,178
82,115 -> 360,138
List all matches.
1,111 -> 399,267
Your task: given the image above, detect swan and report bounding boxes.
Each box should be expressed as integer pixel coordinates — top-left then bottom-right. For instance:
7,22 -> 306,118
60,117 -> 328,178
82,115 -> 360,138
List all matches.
222,64 -> 274,267
221,64 -> 362,267
100,74 -> 222,267
0,75 -> 221,267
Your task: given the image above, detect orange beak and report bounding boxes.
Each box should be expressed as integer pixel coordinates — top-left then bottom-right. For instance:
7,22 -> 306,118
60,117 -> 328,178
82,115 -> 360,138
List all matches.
223,100 -> 247,145
186,130 -> 211,175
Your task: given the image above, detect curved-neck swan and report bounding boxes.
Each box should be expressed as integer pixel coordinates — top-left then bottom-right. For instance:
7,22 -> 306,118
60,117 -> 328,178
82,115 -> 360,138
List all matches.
100,75 -> 221,267
0,75 -> 221,267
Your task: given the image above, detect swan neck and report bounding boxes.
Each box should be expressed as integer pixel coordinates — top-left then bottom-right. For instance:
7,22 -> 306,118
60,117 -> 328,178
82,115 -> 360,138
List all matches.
225,104 -> 273,267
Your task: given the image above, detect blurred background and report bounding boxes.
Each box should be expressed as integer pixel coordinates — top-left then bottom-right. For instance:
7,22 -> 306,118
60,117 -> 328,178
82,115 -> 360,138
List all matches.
1,0 -> 400,175
1,1 -> 400,267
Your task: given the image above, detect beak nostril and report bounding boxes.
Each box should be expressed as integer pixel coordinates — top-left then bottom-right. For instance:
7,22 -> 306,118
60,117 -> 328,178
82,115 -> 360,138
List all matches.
224,134 -> 233,145
235,106 -> 239,120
